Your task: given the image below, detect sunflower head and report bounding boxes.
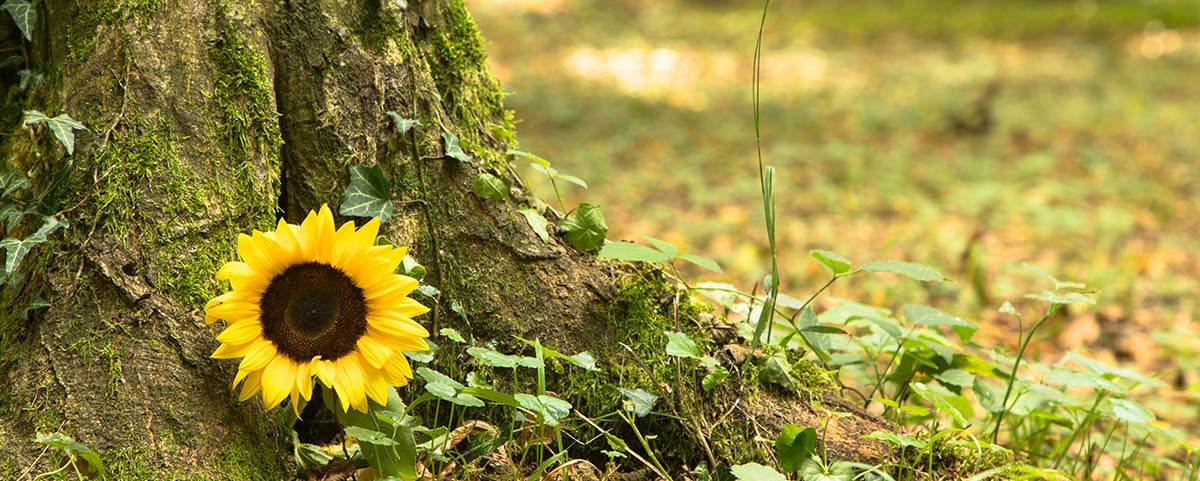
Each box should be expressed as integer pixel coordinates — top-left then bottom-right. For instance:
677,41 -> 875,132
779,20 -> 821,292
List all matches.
205,205 -> 429,414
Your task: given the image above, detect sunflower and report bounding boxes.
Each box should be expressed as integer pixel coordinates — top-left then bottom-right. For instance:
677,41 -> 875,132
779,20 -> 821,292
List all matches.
204,205 -> 429,415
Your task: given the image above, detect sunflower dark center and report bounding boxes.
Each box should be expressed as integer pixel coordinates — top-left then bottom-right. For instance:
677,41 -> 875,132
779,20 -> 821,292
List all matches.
260,262 -> 367,362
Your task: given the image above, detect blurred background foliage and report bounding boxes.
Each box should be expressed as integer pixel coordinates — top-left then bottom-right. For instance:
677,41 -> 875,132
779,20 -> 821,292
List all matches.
471,0 -> 1200,421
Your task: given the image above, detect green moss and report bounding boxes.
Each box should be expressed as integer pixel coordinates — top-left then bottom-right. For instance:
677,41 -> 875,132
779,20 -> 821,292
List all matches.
353,0 -> 407,57
212,436 -> 286,481
427,0 -> 515,171
65,0 -> 163,68
102,446 -> 158,481
208,12 -> 283,172
791,358 -> 837,398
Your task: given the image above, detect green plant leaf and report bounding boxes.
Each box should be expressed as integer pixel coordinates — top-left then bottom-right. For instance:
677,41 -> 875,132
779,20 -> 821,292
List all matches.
774,424 -> 817,473
516,207 -> 551,243
442,132 -> 472,162
567,351 -> 598,371
24,111 -> 86,155
555,173 -> 588,189
3,0 -> 35,41
344,426 -> 396,446
935,369 -> 975,387
472,173 -> 508,200
909,382 -> 972,428
902,304 -> 977,343
439,328 -> 465,343
418,367 -> 483,407
560,203 -> 606,251
863,431 -> 928,449
642,236 -> 677,258
617,387 -> 657,417
506,149 -> 550,167
702,366 -> 729,391
35,432 -> 105,475
680,254 -> 722,273
339,164 -> 394,223
1102,398 -> 1155,424
730,463 -> 786,481
514,393 -> 573,426
861,260 -> 948,282
758,350 -> 794,389
466,346 -> 543,369
598,241 -> 671,263
1,216 -> 66,277
809,250 -> 852,275
384,111 -> 420,134
663,330 -> 701,359
1025,291 -> 1094,306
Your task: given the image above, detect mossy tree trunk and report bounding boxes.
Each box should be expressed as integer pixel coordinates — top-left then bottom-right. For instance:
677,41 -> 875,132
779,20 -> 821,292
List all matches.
0,0 -> 885,478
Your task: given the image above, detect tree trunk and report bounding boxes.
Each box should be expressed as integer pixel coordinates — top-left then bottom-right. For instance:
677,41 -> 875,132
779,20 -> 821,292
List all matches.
0,0 -> 885,478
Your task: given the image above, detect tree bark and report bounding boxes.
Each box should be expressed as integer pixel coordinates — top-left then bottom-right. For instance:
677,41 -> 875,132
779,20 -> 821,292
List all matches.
0,0 -> 885,478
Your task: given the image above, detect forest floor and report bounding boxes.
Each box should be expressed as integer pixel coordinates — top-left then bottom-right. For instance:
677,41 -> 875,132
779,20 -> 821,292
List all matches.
473,0 -> 1200,475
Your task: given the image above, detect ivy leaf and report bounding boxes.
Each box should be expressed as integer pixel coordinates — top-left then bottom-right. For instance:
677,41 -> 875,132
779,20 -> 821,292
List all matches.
17,69 -> 44,90
339,164 -> 394,223
518,207 -> 551,243
1,216 -> 66,277
861,260 -> 948,282
809,249 -> 852,275
774,424 -> 817,473
384,111 -> 419,134
442,132 -> 472,162
24,111 -> 86,155
680,254 -> 722,273
598,241 -> 670,263
560,203 -> 606,251
617,387 -> 657,417
472,173 -> 508,200
663,330 -> 701,359
3,0 -> 35,41
35,432 -> 104,475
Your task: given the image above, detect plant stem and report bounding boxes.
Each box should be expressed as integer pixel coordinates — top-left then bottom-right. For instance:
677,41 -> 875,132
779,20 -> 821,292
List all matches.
991,304 -> 1060,443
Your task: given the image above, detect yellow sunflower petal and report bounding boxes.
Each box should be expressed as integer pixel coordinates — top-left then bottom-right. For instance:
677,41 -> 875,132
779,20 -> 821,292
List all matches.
367,314 -> 430,338
216,319 -> 263,345
312,357 -> 336,388
237,340 -> 278,372
273,218 -> 302,255
296,361 -> 315,401
261,355 -> 298,409
312,205 -> 336,263
212,340 -> 255,359
366,326 -> 430,353
381,355 -> 414,386
363,375 -> 390,406
333,354 -> 367,412
237,370 -> 264,402
356,335 -> 394,369
216,261 -> 255,281
330,221 -> 360,267
350,217 -> 381,250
